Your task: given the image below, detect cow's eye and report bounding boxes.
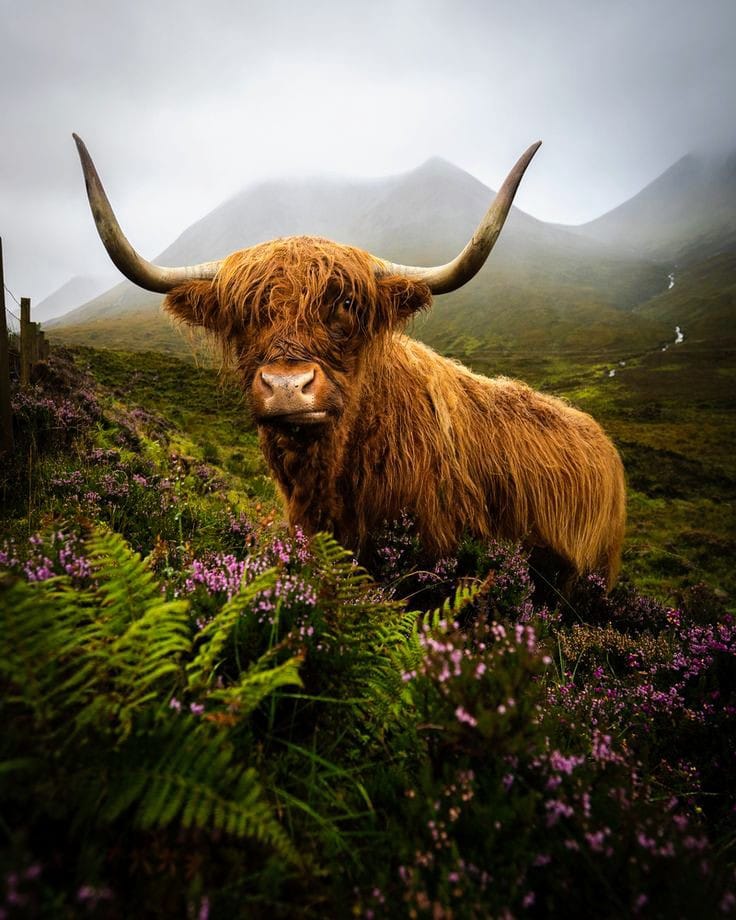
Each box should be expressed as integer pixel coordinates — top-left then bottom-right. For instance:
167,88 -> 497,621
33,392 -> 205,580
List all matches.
329,297 -> 354,338
331,297 -> 353,320
333,298 -> 352,315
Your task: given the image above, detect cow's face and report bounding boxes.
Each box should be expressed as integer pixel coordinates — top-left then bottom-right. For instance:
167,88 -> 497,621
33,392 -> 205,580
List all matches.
165,237 -> 430,435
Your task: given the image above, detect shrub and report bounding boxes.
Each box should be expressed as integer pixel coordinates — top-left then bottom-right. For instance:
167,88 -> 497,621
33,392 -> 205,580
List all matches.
1,527 -> 733,917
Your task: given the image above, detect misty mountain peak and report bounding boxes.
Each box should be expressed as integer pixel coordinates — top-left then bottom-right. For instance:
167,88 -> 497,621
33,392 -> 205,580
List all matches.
54,147 -> 736,330
415,155 -> 462,173
410,156 -> 483,186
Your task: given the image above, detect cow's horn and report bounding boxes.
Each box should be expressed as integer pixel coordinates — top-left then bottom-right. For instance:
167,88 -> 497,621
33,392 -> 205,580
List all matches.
377,141 -> 541,295
73,134 -> 223,294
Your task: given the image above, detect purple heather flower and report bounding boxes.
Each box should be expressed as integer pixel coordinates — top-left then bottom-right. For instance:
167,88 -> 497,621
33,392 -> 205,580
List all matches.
549,750 -> 585,775
455,706 -> 477,727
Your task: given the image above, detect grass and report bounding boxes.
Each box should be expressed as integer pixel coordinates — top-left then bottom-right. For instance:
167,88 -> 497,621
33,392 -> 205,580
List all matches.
1,343 -> 734,917
72,345 -> 276,505
447,340 -> 735,603
60,338 -> 735,604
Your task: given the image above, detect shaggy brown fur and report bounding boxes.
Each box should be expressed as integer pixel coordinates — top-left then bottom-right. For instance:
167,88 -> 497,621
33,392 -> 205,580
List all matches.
166,236 -> 626,589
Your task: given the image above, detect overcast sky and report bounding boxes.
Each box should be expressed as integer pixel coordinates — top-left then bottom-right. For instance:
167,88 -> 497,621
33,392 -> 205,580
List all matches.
1,0 -> 734,307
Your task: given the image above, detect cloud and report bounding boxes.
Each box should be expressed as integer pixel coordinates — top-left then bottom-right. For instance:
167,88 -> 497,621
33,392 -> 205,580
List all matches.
1,0 -> 734,302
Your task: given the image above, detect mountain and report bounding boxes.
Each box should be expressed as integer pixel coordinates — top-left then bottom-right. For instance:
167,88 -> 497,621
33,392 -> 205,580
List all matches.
50,157 -> 673,355
34,275 -> 117,323
570,150 -> 736,265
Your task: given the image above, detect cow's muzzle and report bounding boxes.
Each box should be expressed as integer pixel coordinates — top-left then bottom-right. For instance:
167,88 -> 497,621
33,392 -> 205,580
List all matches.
251,361 -> 333,425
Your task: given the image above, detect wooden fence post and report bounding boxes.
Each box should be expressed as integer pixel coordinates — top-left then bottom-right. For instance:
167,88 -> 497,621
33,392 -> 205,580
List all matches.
0,237 -> 14,456
20,297 -> 31,387
30,322 -> 40,363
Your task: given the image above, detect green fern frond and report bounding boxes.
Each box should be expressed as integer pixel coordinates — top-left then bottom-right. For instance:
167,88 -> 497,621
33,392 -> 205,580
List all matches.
0,577 -> 91,726
1,529 -> 305,869
308,532 -> 374,598
206,655 -> 303,715
187,568 -> 279,690
86,528 -> 161,625
416,578 -> 480,632
103,721 -> 299,863
292,534 -> 426,734
1,529 -> 193,740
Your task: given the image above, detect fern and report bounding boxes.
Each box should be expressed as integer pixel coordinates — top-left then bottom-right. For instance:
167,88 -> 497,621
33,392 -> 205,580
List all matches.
308,532 -> 377,607
102,720 -> 299,863
0,529 -> 194,735
206,655 -> 303,715
416,577 -> 480,632
0,524 -> 482,901
303,533 -> 421,732
86,528 -> 162,624
187,567 -> 280,690
0,527 -> 304,870
50,530 -> 192,739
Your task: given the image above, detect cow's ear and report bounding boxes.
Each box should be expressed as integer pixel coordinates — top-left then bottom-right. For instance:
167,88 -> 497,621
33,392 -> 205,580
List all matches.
376,276 -> 432,327
164,280 -> 221,331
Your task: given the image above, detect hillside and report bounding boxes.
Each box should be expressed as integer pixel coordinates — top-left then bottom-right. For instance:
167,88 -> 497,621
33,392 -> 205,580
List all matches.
50,157 -> 670,355
571,149 -> 736,264
633,250 -> 736,346
1,343 -> 733,916
48,308 -> 211,357
34,274 -> 115,323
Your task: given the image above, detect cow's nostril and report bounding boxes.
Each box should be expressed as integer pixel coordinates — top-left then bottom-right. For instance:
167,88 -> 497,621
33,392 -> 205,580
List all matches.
260,369 -> 315,392
259,371 -> 276,393
299,369 -> 316,393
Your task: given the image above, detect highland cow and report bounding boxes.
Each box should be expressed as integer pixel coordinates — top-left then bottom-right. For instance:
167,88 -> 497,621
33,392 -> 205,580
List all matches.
74,135 -> 626,589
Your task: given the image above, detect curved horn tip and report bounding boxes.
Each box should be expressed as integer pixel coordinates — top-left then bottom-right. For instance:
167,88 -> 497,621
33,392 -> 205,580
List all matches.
72,134 -> 95,178
521,140 -> 543,163
376,140 -> 543,295
72,132 -> 86,154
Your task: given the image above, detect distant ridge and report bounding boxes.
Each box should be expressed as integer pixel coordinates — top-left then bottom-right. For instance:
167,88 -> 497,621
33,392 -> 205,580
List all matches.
51,155 -> 669,358
570,150 -> 736,264
35,274 -> 115,323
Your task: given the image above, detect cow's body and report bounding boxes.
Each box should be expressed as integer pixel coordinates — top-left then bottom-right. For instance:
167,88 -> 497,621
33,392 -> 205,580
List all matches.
259,334 -> 625,587
74,136 -> 626,590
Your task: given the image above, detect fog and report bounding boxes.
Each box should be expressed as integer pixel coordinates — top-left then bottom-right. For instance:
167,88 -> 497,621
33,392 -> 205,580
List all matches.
1,0 -> 734,306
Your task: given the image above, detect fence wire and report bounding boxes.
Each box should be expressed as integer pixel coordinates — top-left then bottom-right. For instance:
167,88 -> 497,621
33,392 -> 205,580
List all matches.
3,283 -> 21,308
3,284 -> 21,331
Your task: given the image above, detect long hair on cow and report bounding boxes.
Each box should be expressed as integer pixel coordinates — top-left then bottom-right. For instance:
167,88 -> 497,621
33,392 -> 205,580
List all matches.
73,134 -> 627,591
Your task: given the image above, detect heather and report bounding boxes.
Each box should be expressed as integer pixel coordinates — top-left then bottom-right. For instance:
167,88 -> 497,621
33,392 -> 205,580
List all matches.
0,347 -> 734,918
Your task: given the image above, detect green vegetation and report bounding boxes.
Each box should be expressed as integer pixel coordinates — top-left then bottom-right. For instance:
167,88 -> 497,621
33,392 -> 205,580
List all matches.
49,308 -> 206,358
1,344 -> 733,917
634,251 -> 736,345
73,345 -> 271,489
430,334 -> 736,602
